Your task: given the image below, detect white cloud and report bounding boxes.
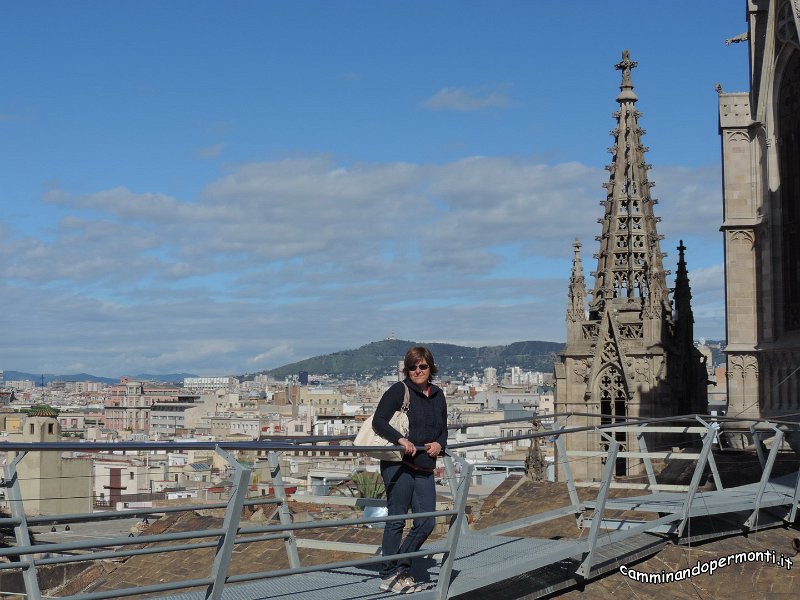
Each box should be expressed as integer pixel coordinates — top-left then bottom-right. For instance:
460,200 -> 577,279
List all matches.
421,86 -> 511,111
685,263 -> 724,294
0,155 -> 726,374
249,344 -> 297,365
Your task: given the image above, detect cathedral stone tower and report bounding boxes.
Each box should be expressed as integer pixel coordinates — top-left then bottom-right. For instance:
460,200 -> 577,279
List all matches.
554,51 -> 708,482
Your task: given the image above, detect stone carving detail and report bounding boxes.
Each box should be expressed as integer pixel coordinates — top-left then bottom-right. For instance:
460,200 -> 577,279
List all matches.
600,336 -> 621,365
582,323 -> 600,339
618,323 -> 643,339
567,308 -> 583,322
626,357 -> 651,382
572,359 -> 590,384
729,354 -> 759,378
724,130 -> 750,143
729,229 -> 755,246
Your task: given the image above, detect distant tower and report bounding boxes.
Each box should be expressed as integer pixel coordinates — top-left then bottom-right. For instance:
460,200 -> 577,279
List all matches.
8,406 -> 92,515
554,51 -> 707,481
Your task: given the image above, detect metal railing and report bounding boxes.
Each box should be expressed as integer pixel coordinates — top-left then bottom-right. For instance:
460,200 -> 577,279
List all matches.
0,439 -> 473,600
0,412 -> 797,599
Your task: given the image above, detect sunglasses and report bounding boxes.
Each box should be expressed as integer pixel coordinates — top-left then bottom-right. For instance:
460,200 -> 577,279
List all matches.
410,364 -> 429,372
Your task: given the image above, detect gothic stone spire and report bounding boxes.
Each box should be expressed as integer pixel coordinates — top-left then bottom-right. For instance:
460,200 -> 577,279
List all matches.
590,49 -> 668,316
567,238 -> 587,341
555,51 -> 707,483
672,239 -> 695,343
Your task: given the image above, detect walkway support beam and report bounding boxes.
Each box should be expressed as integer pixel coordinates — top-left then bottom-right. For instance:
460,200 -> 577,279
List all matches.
4,450 -> 42,600
269,451 -> 301,569
677,417 -> 716,538
435,456 -> 472,600
575,431 -> 619,578
206,446 -> 251,600
744,424 -> 782,530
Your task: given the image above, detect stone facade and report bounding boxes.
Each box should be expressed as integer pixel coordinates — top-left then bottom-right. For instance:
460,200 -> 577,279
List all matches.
555,52 -> 707,481
718,1 -> 800,443
8,416 -> 92,516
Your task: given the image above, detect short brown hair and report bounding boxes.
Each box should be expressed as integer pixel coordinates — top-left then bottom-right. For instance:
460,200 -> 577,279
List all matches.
402,346 -> 438,381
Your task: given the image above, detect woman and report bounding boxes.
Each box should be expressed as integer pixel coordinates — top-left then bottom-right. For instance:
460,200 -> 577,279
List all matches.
372,346 -> 448,594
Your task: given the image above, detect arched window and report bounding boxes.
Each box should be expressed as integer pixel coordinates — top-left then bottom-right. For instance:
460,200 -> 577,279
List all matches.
597,366 -> 628,477
779,50 -> 800,330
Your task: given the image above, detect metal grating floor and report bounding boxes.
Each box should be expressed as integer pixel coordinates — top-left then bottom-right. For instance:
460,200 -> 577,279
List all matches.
156,530 -> 667,600
157,535 -> 590,600
584,472 -> 799,518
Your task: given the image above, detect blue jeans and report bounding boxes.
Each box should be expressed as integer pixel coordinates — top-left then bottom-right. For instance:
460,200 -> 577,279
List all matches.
379,460 -> 436,578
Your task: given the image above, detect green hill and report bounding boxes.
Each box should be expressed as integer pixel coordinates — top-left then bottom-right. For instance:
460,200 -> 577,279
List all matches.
263,339 -> 565,380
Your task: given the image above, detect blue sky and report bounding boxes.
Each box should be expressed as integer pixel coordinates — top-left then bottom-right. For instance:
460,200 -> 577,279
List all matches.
0,2 -> 750,376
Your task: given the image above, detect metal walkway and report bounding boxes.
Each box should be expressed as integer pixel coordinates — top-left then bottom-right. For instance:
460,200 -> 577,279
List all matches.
585,472 -> 799,517
160,531 -> 667,600
1,414 -> 799,599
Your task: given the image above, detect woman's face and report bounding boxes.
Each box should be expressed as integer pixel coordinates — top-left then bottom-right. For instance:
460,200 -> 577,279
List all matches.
408,360 -> 430,387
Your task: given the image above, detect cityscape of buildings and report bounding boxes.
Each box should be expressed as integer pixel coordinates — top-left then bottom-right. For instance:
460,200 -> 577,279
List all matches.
0,361 -> 563,512
0,334 -> 728,520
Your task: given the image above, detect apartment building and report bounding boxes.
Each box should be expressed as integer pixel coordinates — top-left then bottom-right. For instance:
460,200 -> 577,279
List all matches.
104,379 -> 198,432
182,376 -> 239,393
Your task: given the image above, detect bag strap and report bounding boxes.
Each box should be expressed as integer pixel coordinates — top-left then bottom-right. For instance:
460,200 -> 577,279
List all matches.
400,382 -> 410,412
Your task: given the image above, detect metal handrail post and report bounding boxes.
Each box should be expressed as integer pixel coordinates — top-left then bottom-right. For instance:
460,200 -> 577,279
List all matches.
636,423 -> 658,492
435,456 -> 472,600
697,417 -> 724,491
206,446 -> 251,600
553,420 -> 581,521
677,418 -> 716,538
750,424 -> 766,469
744,424 -> 782,530
575,432 -> 619,579
442,454 -> 467,534
4,451 -> 42,600
786,459 -> 800,524
268,451 -> 300,569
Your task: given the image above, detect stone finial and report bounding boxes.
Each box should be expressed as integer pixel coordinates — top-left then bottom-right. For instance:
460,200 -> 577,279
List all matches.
615,49 -> 639,102
570,238 -> 585,286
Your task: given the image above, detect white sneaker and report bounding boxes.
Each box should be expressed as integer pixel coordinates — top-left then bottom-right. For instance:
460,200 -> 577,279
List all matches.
381,573 -> 420,594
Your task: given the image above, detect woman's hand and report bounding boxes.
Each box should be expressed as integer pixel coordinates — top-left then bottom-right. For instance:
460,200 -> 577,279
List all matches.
398,438 -> 416,456
425,441 -> 442,457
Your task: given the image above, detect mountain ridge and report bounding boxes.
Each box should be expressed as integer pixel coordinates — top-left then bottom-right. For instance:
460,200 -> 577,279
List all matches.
262,339 -> 565,380
1,372 -> 195,386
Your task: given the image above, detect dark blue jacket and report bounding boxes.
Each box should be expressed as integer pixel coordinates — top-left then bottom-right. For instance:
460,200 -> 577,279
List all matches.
372,378 -> 447,470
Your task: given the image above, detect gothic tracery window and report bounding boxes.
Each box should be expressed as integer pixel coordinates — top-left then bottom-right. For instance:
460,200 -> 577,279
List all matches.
598,365 -> 628,476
